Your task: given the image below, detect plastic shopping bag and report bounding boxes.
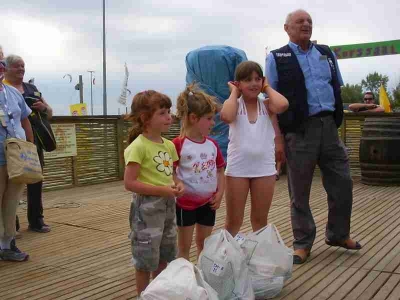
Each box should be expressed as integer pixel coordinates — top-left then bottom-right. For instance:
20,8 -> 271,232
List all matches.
194,265 -> 219,300
237,224 -> 293,299
198,229 -> 255,300
141,258 -> 218,300
250,275 -> 284,299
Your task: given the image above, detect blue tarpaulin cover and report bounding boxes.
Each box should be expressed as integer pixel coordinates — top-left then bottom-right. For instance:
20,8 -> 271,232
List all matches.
185,45 -> 247,159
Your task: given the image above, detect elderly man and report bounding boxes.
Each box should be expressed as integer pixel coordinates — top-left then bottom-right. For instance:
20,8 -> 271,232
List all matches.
265,9 -> 362,264
348,92 -> 384,112
4,55 -> 53,233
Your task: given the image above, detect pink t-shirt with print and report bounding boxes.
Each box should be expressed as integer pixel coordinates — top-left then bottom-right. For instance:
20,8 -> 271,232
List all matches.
173,137 -> 225,210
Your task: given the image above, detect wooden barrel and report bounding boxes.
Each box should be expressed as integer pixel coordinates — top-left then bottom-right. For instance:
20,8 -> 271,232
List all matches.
359,117 -> 400,186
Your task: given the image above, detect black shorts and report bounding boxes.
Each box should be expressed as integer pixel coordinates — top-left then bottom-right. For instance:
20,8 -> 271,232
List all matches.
176,203 -> 216,227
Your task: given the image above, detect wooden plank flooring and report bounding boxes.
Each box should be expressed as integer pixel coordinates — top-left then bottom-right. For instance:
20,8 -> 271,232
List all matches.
1,176 -> 400,299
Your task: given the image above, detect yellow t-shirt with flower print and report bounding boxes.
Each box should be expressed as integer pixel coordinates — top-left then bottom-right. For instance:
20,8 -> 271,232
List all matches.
124,134 -> 178,186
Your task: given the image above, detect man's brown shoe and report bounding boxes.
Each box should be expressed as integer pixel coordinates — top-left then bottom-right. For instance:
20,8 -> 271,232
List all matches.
293,248 -> 310,264
325,238 -> 362,250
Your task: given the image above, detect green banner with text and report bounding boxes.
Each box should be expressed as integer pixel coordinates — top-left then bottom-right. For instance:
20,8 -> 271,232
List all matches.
331,40 -> 400,60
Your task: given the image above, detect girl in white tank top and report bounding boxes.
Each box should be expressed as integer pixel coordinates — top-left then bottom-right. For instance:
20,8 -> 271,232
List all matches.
225,96 -> 275,177
220,61 -> 288,237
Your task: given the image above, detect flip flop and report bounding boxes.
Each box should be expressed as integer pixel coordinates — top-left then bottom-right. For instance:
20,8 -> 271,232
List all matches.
325,239 -> 362,250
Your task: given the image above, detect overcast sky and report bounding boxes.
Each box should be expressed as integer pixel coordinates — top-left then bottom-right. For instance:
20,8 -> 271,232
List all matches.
1,0 -> 399,115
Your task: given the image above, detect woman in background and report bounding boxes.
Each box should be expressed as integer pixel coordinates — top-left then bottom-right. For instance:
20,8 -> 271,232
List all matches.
0,58 -> 33,261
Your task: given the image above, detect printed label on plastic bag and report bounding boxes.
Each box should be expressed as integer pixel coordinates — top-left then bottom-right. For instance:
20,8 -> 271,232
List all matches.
234,233 -> 246,245
210,262 -> 225,276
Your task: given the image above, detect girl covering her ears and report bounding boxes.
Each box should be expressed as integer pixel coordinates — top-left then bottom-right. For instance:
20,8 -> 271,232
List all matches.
123,90 -> 185,295
173,83 -> 225,260
220,61 -> 288,237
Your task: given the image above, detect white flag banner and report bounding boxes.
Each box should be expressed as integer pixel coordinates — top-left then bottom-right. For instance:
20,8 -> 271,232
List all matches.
117,63 -> 129,106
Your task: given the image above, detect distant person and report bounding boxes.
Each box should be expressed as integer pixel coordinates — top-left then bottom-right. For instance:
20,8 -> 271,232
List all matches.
0,59 -> 33,261
4,54 -> 53,233
348,92 -> 384,112
0,47 -> 19,233
221,61 -> 288,237
266,9 -> 362,265
0,46 -> 23,236
124,90 -> 184,295
173,84 -> 225,260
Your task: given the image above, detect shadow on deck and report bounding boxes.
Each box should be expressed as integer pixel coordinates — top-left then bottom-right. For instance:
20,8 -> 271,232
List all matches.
1,176 -> 400,300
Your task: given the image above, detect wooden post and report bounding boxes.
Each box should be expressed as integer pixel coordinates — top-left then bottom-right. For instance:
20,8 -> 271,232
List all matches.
72,156 -> 79,186
79,75 -> 84,104
116,117 -> 125,179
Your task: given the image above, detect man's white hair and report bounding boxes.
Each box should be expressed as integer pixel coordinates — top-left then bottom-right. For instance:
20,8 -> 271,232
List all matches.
5,54 -> 24,68
285,9 -> 310,25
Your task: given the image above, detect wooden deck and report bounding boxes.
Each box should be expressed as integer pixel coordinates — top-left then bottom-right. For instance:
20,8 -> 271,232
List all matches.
2,176 -> 400,300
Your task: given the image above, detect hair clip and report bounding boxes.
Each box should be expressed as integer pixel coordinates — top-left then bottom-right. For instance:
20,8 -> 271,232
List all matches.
188,91 -> 194,96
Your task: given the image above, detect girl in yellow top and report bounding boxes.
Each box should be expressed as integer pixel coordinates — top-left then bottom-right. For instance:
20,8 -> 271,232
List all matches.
124,90 -> 184,295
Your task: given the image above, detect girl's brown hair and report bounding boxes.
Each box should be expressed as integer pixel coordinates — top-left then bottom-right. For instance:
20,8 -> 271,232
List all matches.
125,90 -> 172,143
176,83 -> 217,137
234,61 -> 263,81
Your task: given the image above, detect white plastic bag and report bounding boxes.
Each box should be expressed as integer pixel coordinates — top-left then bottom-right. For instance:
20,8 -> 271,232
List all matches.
140,258 -> 218,300
237,224 -> 293,299
250,275 -> 284,299
198,229 -> 255,300
194,265 -> 219,300
244,224 -> 293,280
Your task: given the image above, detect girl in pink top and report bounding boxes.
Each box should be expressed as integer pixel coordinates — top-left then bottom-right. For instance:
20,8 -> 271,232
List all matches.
221,61 -> 288,237
173,84 -> 225,260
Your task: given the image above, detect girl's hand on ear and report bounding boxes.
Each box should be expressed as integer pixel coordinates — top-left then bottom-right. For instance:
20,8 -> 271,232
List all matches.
228,81 -> 241,98
262,77 -> 270,93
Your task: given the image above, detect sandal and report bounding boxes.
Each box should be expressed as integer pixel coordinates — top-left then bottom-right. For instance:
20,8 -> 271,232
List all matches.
293,249 -> 310,264
325,238 -> 362,250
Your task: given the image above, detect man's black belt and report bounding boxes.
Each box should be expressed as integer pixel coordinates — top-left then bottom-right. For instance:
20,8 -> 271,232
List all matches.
309,111 -> 334,118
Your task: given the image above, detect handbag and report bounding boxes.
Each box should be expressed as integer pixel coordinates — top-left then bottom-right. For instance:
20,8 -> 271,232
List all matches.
25,93 -> 57,152
1,85 -> 43,184
4,138 -> 43,184
28,110 -> 57,152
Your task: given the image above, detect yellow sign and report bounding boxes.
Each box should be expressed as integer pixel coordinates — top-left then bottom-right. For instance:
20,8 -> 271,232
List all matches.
70,103 -> 88,116
44,124 -> 77,159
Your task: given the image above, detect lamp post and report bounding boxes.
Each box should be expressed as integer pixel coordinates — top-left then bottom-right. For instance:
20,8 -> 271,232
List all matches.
102,0 -> 107,116
87,70 -> 95,115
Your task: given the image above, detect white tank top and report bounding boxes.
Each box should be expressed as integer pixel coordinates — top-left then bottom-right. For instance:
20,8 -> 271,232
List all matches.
225,96 -> 276,178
